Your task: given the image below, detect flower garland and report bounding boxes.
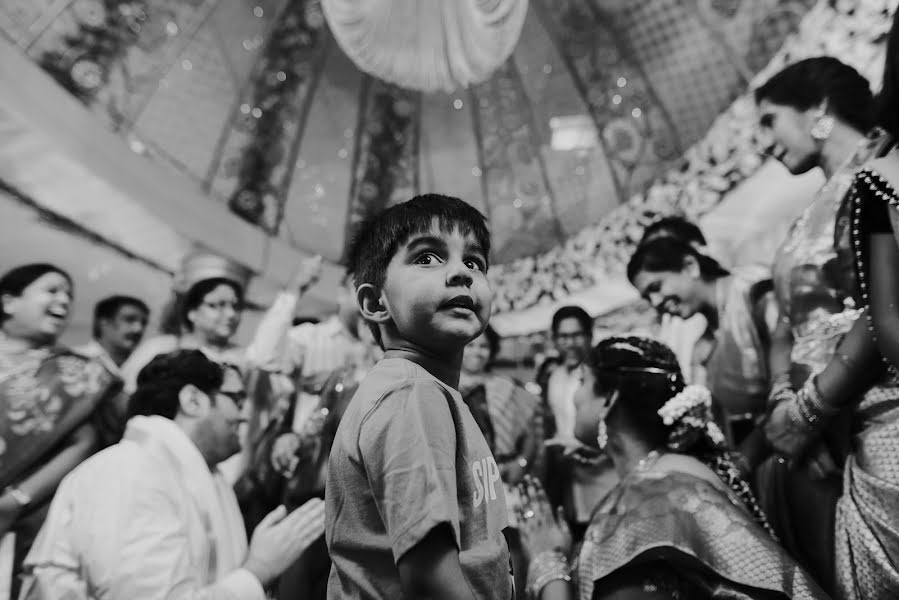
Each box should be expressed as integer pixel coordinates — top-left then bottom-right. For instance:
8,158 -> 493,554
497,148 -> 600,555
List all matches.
488,0 -> 897,314
657,384 -> 726,450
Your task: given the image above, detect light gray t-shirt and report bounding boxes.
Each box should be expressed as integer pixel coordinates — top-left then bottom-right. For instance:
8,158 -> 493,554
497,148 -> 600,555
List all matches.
325,357 -> 512,600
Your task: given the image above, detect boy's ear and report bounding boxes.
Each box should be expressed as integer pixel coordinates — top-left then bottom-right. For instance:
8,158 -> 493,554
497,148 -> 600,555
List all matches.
357,283 -> 391,324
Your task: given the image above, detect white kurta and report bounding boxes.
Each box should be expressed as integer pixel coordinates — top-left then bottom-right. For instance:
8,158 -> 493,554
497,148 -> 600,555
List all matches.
20,416 -> 264,600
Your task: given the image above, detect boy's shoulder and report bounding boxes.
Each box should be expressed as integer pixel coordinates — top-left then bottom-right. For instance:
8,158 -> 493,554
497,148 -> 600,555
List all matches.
355,357 -> 451,406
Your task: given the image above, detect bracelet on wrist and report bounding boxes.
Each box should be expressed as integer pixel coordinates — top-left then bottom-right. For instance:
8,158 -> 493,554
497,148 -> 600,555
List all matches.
526,550 -> 571,600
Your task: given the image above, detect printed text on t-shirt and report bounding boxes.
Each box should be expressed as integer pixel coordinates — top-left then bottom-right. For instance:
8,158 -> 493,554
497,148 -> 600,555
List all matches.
471,456 -> 501,507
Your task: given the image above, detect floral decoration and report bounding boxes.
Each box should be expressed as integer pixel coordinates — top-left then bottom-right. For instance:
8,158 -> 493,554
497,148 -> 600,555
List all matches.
489,0 -> 897,315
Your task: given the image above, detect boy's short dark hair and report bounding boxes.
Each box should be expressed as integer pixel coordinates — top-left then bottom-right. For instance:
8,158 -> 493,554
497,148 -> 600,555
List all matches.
93,295 -> 150,339
347,194 -> 491,290
347,194 -> 491,346
551,305 -> 593,338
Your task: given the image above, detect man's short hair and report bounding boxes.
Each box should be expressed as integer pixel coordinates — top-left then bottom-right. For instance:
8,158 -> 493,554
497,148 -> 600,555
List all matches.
128,350 -> 223,420
346,194 -> 491,291
551,305 -> 593,338
93,295 -> 150,339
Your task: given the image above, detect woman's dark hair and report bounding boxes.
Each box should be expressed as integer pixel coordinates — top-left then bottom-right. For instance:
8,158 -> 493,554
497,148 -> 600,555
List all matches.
627,237 -> 729,284
640,216 -> 707,246
878,12 -> 899,139
0,263 -> 73,324
590,336 -> 775,538
128,349 -> 224,420
180,278 -> 244,332
754,57 -> 876,134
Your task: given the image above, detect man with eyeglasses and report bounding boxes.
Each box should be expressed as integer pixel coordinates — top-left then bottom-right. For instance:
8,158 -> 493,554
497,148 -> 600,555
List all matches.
21,350 -> 325,599
542,306 -> 617,540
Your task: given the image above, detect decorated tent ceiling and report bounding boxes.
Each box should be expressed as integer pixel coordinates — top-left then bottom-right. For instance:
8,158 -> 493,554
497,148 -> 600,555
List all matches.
0,0 -> 814,271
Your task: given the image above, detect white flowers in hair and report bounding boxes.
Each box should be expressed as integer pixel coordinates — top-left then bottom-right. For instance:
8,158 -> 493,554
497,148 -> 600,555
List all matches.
657,385 -> 711,426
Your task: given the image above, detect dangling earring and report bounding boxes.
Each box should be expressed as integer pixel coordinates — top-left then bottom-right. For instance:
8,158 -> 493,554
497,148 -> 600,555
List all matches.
597,418 -> 608,450
810,108 -> 834,141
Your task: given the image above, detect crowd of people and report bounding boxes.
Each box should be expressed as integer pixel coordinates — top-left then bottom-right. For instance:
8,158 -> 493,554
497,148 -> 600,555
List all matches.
0,12 -> 898,600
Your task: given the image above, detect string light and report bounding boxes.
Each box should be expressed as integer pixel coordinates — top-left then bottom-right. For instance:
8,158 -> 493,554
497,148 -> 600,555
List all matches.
612,94 -> 622,105
251,107 -> 262,118
631,108 -> 642,118
543,64 -> 553,74
472,166 -> 482,177
513,198 -> 523,209
338,148 -> 348,159
253,6 -> 264,17
165,22 -> 179,36
240,104 -> 251,114
181,59 -> 193,70
453,98 -> 464,110
617,77 -> 627,87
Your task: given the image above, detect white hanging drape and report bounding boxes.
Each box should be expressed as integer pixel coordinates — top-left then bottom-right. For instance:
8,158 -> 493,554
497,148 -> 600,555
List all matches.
322,0 -> 529,92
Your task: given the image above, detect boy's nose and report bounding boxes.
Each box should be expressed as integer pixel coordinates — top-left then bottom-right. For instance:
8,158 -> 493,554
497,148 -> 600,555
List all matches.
446,263 -> 473,287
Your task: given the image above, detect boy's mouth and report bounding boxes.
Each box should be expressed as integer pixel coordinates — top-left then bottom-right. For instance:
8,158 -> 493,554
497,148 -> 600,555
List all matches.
442,295 -> 476,312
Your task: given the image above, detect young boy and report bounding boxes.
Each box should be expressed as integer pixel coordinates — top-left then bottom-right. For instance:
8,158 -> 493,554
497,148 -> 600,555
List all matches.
325,195 -> 512,599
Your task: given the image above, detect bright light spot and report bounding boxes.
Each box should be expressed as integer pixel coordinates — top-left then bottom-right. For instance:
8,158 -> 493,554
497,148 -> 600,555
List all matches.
314,184 -> 325,197
253,6 -> 264,17
617,77 -> 627,88
543,64 -> 553,74
612,94 -> 622,105
276,71 -> 286,82
338,148 -> 348,159
129,139 -> 146,154
513,198 -> 523,209
181,59 -> 193,70
344,128 -> 353,138
251,107 -> 263,118
471,166 -> 482,177
240,104 -> 251,114
631,107 -> 642,118
453,98 -> 464,110
165,22 -> 179,36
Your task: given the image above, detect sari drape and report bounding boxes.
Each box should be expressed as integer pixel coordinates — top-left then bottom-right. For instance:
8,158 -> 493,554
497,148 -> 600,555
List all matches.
833,166 -> 899,599
578,468 -> 829,600
0,347 -> 119,596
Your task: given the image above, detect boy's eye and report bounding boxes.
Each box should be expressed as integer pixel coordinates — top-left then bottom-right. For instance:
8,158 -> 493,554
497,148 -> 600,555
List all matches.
465,258 -> 485,272
414,252 -> 441,265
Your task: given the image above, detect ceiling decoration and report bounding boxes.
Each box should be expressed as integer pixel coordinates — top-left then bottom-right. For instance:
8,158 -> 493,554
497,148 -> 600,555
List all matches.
344,76 -> 421,258
0,0 -> 820,311
321,0 -> 529,92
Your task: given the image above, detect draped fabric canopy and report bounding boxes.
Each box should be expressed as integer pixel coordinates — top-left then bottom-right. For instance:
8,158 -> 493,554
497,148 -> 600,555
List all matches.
0,0 -> 820,338
322,0 -> 529,92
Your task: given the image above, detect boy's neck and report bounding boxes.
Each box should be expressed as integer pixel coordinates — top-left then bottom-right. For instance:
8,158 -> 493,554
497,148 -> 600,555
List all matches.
382,347 -> 463,389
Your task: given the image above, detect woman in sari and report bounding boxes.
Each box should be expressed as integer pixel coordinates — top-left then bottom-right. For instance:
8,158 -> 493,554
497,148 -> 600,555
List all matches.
764,17 -> 899,598
459,324 -> 542,597
515,336 -> 827,600
627,237 -> 775,463
752,57 -> 898,595
0,264 -> 119,597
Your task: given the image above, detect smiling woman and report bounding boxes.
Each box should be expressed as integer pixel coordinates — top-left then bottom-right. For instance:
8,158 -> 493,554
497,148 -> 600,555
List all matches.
627,238 -> 776,453
0,263 -> 120,598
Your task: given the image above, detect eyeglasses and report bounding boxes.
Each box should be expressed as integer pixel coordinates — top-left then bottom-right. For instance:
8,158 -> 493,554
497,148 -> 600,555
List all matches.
201,300 -> 243,312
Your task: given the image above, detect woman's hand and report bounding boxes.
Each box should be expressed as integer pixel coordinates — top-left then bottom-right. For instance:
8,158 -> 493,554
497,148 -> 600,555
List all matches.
544,436 -> 589,458
290,255 -> 323,294
271,433 -> 301,476
516,476 -> 571,564
764,400 -> 818,460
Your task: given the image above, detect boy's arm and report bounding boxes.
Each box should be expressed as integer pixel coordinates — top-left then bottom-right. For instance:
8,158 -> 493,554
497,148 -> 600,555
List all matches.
397,524 -> 480,600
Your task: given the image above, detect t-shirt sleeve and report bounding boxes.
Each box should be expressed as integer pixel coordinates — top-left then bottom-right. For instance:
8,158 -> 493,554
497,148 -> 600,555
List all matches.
358,380 -> 461,562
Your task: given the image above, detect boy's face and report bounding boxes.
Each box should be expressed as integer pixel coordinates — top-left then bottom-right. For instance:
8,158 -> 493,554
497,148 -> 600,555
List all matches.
380,221 -> 492,353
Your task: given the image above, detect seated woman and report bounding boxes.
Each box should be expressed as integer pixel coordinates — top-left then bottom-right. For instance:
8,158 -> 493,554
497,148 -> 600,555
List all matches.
627,237 -> 775,465
0,264 -> 120,597
517,337 -> 827,600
